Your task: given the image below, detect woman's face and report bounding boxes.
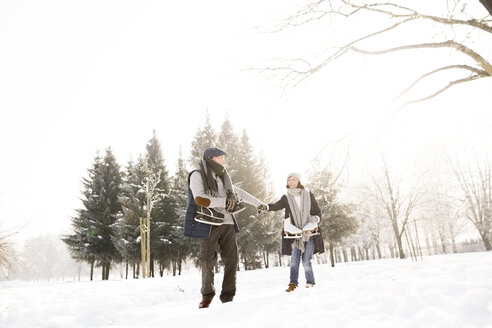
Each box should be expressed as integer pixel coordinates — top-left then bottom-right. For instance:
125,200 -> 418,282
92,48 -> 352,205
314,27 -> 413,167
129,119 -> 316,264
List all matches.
287,176 -> 299,189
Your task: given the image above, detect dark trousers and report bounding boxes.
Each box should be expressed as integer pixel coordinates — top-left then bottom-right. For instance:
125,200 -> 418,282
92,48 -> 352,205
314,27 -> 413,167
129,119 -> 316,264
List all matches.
200,224 -> 238,302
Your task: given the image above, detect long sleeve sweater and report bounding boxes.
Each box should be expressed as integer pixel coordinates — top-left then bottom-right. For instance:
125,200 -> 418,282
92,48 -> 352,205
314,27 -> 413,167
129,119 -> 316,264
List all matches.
189,171 -> 262,225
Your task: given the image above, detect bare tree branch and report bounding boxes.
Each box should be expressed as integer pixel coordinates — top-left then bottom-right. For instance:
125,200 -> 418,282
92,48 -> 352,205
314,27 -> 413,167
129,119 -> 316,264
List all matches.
398,74 -> 486,108
392,64 -> 488,103
269,0 -> 492,105
351,40 -> 492,74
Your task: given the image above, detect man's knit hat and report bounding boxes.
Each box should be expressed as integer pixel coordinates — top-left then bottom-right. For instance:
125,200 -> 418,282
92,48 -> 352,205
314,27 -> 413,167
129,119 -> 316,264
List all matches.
287,172 -> 301,182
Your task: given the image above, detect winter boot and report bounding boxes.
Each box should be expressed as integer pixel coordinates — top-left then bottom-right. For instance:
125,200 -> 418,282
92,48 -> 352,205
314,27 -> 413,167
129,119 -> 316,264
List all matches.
283,219 -> 302,239
199,299 -> 212,309
306,283 -> 315,288
285,283 -> 297,292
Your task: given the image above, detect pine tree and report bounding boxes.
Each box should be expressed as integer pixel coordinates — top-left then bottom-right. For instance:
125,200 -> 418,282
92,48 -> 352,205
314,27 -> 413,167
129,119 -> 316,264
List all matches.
63,148 -> 123,280
307,167 -> 358,267
217,116 -> 241,179
218,124 -> 274,270
190,110 -> 217,166
114,158 -> 146,279
143,130 -> 174,277
168,148 -> 195,275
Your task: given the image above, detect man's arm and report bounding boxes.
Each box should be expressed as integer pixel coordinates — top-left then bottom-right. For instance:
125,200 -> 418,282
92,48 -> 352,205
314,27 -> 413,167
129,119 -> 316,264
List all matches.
189,171 -> 226,208
233,185 -> 262,208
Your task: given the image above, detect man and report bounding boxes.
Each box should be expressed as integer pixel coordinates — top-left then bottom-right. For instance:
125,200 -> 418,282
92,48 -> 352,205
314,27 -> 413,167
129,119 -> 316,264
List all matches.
184,147 -> 265,308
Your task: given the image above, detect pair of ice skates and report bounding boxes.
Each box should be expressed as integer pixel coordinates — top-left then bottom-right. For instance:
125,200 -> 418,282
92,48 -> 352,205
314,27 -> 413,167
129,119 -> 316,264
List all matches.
194,205 -> 246,226
283,219 -> 319,239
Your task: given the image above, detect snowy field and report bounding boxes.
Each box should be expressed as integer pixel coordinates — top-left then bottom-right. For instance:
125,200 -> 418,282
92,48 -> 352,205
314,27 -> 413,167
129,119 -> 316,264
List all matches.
1,251 -> 491,328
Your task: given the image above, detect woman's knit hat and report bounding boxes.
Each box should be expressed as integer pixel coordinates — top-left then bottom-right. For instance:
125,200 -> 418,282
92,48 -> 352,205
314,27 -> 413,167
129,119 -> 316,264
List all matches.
287,172 -> 301,182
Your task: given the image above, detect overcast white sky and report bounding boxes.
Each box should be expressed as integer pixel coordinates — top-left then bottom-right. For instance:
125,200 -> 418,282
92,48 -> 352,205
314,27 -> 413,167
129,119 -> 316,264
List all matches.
1,0 -> 491,241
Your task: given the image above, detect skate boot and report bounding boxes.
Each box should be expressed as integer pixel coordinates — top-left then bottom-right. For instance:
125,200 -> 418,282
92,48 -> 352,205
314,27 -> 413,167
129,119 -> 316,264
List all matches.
302,222 -> 320,236
194,207 -> 224,226
283,219 -> 302,239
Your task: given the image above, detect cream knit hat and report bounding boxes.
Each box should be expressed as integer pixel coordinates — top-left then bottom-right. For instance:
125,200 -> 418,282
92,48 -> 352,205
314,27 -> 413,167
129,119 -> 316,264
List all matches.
287,172 -> 301,182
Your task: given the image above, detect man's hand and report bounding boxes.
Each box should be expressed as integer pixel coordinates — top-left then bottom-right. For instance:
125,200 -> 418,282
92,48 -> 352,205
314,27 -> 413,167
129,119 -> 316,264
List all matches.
257,204 -> 268,215
226,190 -> 241,212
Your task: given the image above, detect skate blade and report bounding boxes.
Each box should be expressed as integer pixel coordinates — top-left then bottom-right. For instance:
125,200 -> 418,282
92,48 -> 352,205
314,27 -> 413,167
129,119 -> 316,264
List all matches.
229,206 -> 246,215
194,218 -> 223,226
284,234 -> 302,239
302,230 -> 320,235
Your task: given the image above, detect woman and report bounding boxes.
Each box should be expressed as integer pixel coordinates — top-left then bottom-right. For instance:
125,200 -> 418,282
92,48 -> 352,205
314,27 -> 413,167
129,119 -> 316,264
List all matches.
260,173 -> 324,292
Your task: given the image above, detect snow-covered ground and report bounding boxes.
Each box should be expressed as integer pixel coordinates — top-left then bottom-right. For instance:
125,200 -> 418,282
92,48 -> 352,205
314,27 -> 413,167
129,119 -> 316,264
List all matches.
1,252 -> 491,328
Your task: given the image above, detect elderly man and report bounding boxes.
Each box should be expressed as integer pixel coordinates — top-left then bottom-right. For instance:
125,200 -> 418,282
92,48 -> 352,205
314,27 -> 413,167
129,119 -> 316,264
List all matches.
184,147 -> 265,308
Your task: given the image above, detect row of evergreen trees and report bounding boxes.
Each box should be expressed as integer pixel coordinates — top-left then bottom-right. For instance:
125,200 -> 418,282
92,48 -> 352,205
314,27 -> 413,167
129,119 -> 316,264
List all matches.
63,115 -> 279,280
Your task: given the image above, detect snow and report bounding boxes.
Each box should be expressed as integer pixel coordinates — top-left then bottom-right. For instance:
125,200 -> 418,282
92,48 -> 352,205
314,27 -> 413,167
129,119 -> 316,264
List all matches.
1,252 -> 491,328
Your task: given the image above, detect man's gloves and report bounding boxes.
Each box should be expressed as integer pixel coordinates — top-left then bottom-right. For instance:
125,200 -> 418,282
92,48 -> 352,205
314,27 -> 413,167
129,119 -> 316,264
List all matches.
226,190 -> 242,213
257,204 -> 268,215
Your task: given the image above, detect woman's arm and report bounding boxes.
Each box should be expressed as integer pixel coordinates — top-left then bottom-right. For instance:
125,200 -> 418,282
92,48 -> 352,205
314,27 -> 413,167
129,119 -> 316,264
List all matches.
268,195 -> 287,212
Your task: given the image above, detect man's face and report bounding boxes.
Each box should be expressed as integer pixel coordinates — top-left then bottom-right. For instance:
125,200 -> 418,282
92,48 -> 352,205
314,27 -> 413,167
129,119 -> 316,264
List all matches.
212,155 -> 226,166
287,176 -> 299,189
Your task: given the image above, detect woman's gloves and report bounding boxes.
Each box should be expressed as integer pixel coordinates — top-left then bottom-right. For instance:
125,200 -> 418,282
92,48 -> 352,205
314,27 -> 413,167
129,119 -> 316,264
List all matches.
256,204 -> 268,215
308,215 -> 320,223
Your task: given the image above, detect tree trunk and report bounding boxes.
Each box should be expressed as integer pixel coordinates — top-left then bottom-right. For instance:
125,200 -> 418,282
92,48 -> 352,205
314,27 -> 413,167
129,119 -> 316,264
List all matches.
396,235 -> 405,259
350,247 -> 355,261
146,215 -> 151,277
480,233 -> 492,250
342,248 -> 348,262
90,258 -> 94,281
140,217 -> 147,278
178,253 -> 182,275
329,244 -> 335,267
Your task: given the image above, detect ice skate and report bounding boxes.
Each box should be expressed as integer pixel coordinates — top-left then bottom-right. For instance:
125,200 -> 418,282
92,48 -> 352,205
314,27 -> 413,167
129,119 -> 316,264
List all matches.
302,221 -> 320,236
227,202 -> 246,216
283,219 -> 302,239
194,207 -> 224,226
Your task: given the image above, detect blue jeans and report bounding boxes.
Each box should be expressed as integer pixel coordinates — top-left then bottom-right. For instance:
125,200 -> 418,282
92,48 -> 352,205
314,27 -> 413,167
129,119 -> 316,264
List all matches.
290,237 -> 315,285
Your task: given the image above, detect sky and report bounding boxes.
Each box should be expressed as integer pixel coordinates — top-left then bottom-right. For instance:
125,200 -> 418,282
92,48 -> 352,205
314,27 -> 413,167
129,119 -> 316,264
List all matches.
0,0 -> 491,241
1,251 -> 491,327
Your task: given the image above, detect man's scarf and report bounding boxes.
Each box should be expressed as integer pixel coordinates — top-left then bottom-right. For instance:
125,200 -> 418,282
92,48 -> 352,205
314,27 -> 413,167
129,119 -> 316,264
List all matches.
199,158 -> 233,196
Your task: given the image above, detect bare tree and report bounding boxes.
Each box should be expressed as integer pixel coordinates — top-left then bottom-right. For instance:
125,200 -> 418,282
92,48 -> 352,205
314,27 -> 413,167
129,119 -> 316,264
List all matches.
267,0 -> 491,108
0,229 -> 16,279
418,185 -> 468,254
140,163 -> 161,279
370,158 -> 422,259
454,154 -> 492,250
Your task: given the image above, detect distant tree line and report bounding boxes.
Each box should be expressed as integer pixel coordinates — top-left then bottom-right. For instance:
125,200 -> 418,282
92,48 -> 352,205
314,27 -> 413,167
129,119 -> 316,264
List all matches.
64,114 -> 325,279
